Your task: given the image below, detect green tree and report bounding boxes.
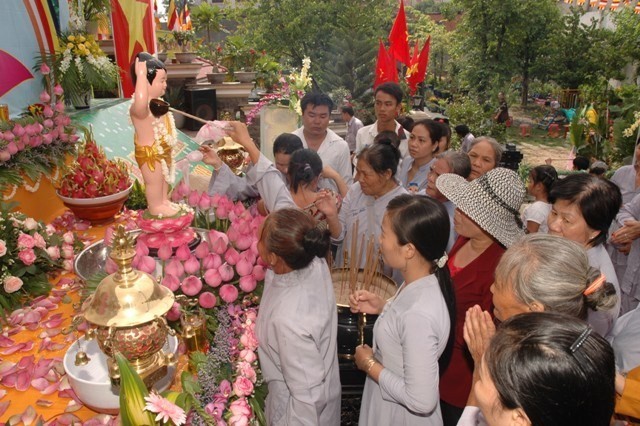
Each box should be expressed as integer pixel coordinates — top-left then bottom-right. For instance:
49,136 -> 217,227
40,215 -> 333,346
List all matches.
612,7 -> 640,81
190,2 -> 224,44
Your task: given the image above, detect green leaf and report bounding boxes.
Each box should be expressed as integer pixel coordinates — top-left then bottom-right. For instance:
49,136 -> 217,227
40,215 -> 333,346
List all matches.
115,352 -> 156,426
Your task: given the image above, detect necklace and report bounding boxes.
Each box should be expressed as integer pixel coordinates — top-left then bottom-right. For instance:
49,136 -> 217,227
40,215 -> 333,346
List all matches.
151,113 -> 177,185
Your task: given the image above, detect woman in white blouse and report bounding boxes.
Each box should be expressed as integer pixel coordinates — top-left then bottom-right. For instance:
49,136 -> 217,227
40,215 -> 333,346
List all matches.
349,195 -> 456,425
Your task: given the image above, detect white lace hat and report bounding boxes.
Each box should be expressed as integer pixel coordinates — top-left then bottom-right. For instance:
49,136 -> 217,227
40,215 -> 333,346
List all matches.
436,167 -> 526,247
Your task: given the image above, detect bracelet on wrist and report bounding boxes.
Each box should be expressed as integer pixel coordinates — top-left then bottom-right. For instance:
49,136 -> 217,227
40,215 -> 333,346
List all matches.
364,357 -> 377,373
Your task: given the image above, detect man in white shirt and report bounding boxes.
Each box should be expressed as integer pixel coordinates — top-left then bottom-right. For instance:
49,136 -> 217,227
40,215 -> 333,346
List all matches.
355,82 -> 408,159
341,105 -> 363,154
455,124 -> 475,153
293,92 -> 353,192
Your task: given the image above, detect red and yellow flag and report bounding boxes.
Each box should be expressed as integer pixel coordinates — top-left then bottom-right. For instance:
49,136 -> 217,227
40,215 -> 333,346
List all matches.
181,3 -> 192,31
406,36 -> 431,95
374,39 -> 398,88
168,0 -> 181,31
111,0 -> 156,97
388,0 -> 410,66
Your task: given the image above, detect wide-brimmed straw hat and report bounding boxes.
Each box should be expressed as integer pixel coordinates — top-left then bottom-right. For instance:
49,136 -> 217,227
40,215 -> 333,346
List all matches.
436,167 -> 526,248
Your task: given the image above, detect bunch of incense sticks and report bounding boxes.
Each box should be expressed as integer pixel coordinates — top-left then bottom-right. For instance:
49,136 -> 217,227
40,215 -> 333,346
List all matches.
361,236 -> 380,293
338,220 -> 382,297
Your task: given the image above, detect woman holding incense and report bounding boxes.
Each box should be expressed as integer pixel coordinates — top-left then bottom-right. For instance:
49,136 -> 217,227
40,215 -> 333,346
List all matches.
335,141 -> 408,282
349,194 -> 455,425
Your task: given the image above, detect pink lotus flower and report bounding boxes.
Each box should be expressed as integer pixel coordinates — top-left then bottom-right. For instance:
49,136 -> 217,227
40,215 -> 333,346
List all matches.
239,275 -> 257,293
235,257 -> 253,277
40,63 -> 50,75
144,391 -> 187,426
251,265 -> 266,281
105,258 -> 118,274
187,190 -> 200,207
225,247 -> 240,265
138,255 -> 157,275
135,241 -> 150,258
175,244 -> 191,262
199,291 -> 217,309
219,284 -> 239,304
0,151 -> 10,162
165,258 -> 185,278
161,274 -> 180,292
198,193 -> 211,210
18,248 -> 36,266
208,230 -> 229,253
204,269 -> 222,288
6,142 -> 18,155
202,253 -> 222,270
183,255 -> 200,275
3,276 -> 23,294
194,242 -> 210,260
232,376 -> 254,397
166,302 -> 181,321
17,232 -> 35,249
181,275 -> 203,296
235,235 -> 253,251
219,263 -> 235,282
157,244 -> 173,261
46,246 -> 60,260
39,91 -> 51,103
53,84 -> 63,96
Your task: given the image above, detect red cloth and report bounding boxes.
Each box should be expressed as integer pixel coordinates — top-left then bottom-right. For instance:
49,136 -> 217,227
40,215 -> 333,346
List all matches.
406,37 -> 431,95
388,0 -> 410,66
439,237 -> 505,408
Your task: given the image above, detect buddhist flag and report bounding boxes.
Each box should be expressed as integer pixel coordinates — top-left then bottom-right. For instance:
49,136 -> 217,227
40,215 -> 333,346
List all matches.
597,0 -> 607,8
388,0 -> 410,66
167,0 -> 181,31
636,1 -> 640,13
374,39 -> 398,88
111,0 -> 157,97
181,3 -> 192,30
610,0 -> 620,10
406,36 -> 430,95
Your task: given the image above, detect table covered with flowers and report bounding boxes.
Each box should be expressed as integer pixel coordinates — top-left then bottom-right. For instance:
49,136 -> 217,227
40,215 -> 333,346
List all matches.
1,183 -> 268,425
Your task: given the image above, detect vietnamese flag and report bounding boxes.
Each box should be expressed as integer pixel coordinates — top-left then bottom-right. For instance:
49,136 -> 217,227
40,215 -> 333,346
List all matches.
406,36 -> 431,95
111,0 -> 157,97
388,0 -> 410,66
374,39 -> 398,88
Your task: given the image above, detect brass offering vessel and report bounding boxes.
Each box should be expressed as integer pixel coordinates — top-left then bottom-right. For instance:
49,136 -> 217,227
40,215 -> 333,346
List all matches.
78,226 -> 176,387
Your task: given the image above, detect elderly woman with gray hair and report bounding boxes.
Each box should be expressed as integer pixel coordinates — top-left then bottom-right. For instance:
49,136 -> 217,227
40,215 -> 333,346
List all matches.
467,137 -> 503,180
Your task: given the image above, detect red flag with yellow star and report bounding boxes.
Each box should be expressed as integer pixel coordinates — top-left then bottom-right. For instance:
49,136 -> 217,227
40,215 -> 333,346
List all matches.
111,0 -> 157,97
374,39 -> 398,88
406,36 -> 431,95
388,0 -> 410,66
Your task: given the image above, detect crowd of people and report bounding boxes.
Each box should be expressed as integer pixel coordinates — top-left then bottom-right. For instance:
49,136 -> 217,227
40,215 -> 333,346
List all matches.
196,82 -> 640,425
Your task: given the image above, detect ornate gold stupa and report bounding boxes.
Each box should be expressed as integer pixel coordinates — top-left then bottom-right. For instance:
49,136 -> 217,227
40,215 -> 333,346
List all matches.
81,225 -> 176,387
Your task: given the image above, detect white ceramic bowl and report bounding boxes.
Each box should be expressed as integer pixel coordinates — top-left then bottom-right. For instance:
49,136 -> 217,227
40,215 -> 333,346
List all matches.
57,184 -> 133,206
63,334 -> 178,414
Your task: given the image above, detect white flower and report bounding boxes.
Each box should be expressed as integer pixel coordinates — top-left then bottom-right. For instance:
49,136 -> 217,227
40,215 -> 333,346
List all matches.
23,218 -> 38,231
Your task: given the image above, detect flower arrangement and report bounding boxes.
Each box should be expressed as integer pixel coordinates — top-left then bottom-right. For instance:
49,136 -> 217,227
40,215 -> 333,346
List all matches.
172,30 -> 198,52
245,57 -> 312,125
623,111 -> 640,138
39,31 -> 119,106
0,75 -> 78,195
0,203 -> 83,319
114,181 -> 268,424
56,128 -> 131,199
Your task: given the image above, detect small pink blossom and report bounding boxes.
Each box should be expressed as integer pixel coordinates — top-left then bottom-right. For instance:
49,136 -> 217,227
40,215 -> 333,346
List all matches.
225,247 -> 240,265
198,291 -> 217,308
39,91 -> 51,103
232,376 -> 254,397
181,275 -> 203,296
219,284 -> 239,304
165,258 -> 185,278
135,240 -> 150,257
23,218 -> 38,230
202,253 -> 222,270
138,255 -> 157,274
3,276 -> 23,294
240,349 -> 257,363
46,246 -> 60,260
62,232 -> 75,244
144,391 -> 187,425
18,248 -> 36,266
32,232 -> 46,249
237,361 -> 257,383
205,401 -> 226,421
166,302 -> 182,321
62,259 -> 74,271
40,63 -> 50,75
53,84 -> 63,96
157,244 -> 173,261
187,190 -> 200,207
198,193 -> 211,210
235,258 -> 253,277
61,244 -> 74,259
240,329 -> 259,351
228,398 -> 252,426
0,240 -> 6,257
219,379 -> 232,398
252,265 -> 266,281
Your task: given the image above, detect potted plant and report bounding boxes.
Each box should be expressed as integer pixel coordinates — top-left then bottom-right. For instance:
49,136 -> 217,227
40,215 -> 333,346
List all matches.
39,31 -> 119,109
234,48 -> 258,83
172,30 -> 198,63
56,127 -> 132,224
206,43 -> 227,84
156,35 -> 174,63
